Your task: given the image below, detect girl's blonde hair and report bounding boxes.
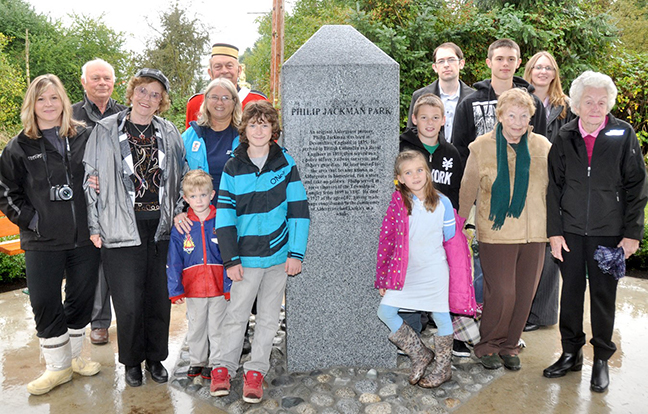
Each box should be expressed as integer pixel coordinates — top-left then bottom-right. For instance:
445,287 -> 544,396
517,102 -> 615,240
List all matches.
21,74 -> 81,139
523,51 -> 569,119
394,150 -> 439,215
197,78 -> 242,128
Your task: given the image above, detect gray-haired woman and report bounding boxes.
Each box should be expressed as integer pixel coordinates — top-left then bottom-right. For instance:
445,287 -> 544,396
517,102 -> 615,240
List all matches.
544,71 -> 648,392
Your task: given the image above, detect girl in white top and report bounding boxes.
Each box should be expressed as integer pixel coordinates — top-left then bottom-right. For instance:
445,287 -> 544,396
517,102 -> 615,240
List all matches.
376,150 -> 456,388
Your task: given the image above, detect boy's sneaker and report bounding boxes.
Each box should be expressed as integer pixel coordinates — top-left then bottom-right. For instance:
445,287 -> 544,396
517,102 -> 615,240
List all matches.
187,366 -> 202,378
452,339 -> 471,358
210,367 -> 230,397
201,366 -> 211,380
242,370 -> 264,403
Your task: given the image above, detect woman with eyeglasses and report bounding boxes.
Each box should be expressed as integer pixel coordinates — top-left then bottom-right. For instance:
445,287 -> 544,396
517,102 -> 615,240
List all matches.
0,74 -> 101,395
178,78 -> 242,213
520,51 -> 575,334
83,68 -> 187,387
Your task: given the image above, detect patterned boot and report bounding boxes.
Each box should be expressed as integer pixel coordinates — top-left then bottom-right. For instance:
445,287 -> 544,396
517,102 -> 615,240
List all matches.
388,322 -> 434,384
69,327 -> 101,376
419,334 -> 453,388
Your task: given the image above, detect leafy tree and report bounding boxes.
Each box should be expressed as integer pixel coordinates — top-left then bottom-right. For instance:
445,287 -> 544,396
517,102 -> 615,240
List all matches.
242,0 -> 354,97
136,2 -> 210,130
0,32 -> 26,144
610,0 -> 648,53
351,0 -> 619,126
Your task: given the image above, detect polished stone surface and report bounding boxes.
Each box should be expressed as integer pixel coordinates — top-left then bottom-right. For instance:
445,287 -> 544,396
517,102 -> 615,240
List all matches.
282,24 -> 400,372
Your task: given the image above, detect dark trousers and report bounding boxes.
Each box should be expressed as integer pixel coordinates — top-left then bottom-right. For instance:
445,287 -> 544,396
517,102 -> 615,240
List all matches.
527,244 -> 560,326
90,263 -> 112,329
25,245 -> 100,338
559,233 -> 620,360
475,242 -> 544,357
102,219 -> 171,366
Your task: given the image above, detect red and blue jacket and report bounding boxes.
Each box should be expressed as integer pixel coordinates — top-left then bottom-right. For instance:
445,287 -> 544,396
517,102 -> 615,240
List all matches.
167,205 -> 231,303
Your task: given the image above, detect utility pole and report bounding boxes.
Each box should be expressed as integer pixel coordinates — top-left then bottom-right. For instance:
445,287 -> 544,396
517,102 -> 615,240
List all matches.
270,0 -> 284,107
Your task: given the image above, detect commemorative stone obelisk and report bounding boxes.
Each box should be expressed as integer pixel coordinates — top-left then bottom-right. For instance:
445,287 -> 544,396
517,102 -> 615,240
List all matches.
282,25 -> 400,372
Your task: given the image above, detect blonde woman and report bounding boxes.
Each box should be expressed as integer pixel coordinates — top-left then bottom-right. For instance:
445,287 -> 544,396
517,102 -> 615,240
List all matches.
0,74 -> 101,395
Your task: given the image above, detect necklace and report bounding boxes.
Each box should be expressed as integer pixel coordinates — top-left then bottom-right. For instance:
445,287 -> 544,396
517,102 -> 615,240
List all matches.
128,118 -> 151,139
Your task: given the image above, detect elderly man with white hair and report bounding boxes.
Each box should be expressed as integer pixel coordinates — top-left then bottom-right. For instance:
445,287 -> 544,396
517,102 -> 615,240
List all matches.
544,71 -> 648,392
72,58 -> 127,345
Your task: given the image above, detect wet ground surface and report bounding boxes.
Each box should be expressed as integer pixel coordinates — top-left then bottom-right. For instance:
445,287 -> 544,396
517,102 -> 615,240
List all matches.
1,276 -> 647,413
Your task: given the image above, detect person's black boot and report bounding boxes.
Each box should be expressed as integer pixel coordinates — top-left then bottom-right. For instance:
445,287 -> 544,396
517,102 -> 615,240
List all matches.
543,349 -> 583,378
125,365 -> 143,387
590,359 -> 609,393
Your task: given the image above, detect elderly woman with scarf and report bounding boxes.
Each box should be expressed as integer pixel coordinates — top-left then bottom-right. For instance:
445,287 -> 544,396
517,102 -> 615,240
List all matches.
458,88 -> 551,371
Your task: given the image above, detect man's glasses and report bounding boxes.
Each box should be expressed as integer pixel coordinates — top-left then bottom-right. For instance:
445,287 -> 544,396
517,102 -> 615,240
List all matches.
435,58 -> 459,65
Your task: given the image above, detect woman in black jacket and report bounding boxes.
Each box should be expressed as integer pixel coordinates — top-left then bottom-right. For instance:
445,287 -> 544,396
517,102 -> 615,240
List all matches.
0,74 -> 101,395
544,71 -> 648,393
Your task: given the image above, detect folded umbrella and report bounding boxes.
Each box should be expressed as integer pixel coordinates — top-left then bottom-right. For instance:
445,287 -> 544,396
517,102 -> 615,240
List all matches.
593,245 -> 626,280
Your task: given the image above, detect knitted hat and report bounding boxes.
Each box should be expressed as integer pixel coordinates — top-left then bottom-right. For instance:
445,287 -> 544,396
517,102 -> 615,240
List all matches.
211,43 -> 239,60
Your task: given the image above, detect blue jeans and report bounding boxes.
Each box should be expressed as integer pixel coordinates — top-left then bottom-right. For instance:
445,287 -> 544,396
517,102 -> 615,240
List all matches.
378,305 -> 453,336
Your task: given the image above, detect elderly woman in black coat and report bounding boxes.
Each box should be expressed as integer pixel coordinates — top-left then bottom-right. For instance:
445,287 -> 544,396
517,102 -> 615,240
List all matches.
543,71 -> 648,393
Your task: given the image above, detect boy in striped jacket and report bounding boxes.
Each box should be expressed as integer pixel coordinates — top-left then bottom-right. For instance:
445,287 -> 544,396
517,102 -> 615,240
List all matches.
211,101 -> 310,403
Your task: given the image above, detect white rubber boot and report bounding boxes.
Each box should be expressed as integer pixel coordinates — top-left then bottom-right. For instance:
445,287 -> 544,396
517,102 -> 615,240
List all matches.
27,333 -> 73,395
69,327 -> 101,376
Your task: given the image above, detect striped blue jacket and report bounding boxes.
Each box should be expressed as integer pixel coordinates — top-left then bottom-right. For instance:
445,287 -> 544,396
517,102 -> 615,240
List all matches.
216,143 -> 310,269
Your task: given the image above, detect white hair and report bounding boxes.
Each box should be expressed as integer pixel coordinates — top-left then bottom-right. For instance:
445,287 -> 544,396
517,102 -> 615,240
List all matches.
569,71 -> 617,115
81,58 -> 116,81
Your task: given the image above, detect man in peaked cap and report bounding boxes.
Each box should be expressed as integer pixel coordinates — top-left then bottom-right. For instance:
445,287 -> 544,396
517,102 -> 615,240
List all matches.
185,43 -> 267,129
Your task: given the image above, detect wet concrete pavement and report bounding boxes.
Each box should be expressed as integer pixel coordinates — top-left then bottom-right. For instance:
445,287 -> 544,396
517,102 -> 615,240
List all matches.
1,276 -> 647,413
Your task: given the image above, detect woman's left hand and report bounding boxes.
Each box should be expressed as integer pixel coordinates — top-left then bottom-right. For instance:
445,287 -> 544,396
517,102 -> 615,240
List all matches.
173,212 -> 192,234
379,288 -> 386,297
618,237 -> 640,259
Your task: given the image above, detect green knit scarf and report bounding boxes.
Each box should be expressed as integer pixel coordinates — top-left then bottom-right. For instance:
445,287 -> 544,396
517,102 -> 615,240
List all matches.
489,123 -> 530,230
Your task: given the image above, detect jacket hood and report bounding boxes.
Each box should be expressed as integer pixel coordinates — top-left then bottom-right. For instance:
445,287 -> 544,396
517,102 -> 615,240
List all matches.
472,76 -> 535,94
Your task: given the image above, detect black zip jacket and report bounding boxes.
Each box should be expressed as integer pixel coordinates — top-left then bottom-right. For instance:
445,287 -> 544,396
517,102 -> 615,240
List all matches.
547,114 -> 648,240
399,128 -> 463,209
0,127 -> 94,251
452,76 -> 547,167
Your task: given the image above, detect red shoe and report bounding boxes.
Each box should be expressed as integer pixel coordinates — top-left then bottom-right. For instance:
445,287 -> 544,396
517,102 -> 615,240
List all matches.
210,367 -> 230,396
242,370 -> 264,403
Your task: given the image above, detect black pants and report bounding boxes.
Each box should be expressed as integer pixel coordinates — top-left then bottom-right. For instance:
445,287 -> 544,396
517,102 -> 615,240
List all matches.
559,233 -> 620,360
25,245 -> 100,338
102,219 -> 171,366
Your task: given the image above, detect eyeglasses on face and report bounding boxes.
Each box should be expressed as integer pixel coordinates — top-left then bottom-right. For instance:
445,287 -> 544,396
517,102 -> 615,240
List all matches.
206,95 -> 233,103
134,86 -> 162,102
435,57 -> 459,65
533,65 -> 555,72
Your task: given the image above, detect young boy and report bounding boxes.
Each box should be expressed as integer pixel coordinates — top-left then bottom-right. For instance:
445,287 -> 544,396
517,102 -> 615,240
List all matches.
400,94 -> 463,209
211,100 -> 310,403
167,169 -> 231,383
452,38 -> 547,165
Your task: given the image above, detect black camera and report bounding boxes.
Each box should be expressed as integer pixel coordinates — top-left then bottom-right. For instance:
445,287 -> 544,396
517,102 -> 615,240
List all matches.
50,184 -> 73,201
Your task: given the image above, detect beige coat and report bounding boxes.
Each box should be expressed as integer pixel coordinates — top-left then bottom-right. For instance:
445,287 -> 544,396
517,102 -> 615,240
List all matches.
458,128 -> 551,244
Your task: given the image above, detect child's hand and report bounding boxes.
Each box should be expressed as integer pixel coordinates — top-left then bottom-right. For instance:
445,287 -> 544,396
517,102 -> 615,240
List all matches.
173,298 -> 185,305
285,258 -> 302,276
227,264 -> 244,281
379,288 -> 386,297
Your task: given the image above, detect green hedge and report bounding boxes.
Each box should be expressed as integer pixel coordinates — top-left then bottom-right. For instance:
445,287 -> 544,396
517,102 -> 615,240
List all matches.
0,252 -> 25,283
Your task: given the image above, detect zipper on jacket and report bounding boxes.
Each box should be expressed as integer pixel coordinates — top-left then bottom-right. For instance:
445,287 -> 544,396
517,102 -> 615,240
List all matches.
201,220 -> 208,296
585,166 -> 591,236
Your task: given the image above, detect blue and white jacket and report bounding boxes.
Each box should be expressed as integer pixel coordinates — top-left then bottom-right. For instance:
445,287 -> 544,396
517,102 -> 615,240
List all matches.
216,142 -> 310,269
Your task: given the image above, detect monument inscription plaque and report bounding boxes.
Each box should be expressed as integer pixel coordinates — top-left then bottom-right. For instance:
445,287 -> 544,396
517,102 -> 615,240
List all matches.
282,25 -> 400,372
